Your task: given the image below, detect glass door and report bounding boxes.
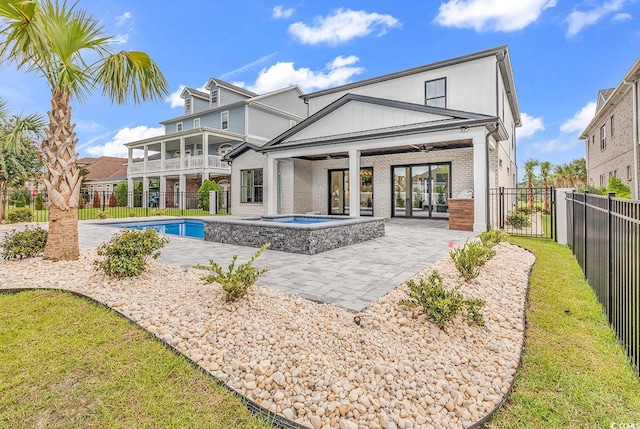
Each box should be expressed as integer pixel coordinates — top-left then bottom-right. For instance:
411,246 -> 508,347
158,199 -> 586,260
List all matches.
393,167 -> 410,217
431,164 -> 450,219
392,163 -> 450,218
330,170 -> 346,215
411,166 -> 430,218
329,168 -> 373,215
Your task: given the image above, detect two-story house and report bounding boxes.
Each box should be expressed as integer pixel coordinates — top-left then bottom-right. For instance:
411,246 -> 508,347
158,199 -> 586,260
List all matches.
227,46 -> 520,231
125,79 -> 306,208
580,58 -> 640,199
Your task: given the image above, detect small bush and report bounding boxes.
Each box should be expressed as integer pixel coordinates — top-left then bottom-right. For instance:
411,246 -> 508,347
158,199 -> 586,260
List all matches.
93,191 -> 101,209
108,193 -> 117,207
197,244 -> 270,302
399,270 -> 486,327
78,194 -> 85,209
478,229 -> 507,248
506,211 -> 531,228
34,193 -> 44,210
153,209 -> 166,216
14,193 -> 27,208
97,211 -> 108,219
95,228 -> 169,278
7,208 -> 33,223
128,211 -> 137,217
198,179 -> 222,210
450,240 -> 495,282
1,226 -> 48,259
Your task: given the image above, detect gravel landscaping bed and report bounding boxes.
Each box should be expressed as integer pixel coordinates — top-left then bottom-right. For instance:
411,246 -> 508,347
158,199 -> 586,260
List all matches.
1,241 -> 534,429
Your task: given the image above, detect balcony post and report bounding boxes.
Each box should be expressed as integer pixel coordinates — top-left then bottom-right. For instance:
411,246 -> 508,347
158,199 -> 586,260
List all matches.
127,147 -> 133,176
160,141 -> 165,173
180,138 -> 185,169
143,145 -> 148,173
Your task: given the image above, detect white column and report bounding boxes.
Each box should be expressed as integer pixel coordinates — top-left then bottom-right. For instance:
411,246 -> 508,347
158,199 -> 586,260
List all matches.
267,155 -> 278,215
349,149 -> 361,217
202,132 -> 208,177
180,137 -> 186,169
159,176 -> 166,209
142,176 -> 149,208
473,137 -> 488,232
127,177 -> 134,207
160,141 -> 166,173
127,147 -> 133,175
143,145 -> 148,173
179,174 -> 186,209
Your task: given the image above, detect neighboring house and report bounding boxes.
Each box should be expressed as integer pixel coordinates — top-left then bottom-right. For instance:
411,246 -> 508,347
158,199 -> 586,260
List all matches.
228,46 -> 520,231
580,59 -> 640,199
77,156 -> 128,200
125,79 -> 306,208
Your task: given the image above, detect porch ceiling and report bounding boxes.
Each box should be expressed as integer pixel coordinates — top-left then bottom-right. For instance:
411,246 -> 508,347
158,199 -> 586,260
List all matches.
296,139 -> 473,160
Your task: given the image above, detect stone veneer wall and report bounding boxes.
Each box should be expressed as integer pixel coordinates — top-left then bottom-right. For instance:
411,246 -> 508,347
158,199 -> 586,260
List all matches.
203,217 -> 385,254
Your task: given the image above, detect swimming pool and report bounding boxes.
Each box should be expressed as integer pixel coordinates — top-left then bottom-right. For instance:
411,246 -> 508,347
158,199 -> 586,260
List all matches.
105,219 -> 204,239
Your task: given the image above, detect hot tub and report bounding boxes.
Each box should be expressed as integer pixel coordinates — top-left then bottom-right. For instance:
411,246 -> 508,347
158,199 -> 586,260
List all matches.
203,215 -> 385,254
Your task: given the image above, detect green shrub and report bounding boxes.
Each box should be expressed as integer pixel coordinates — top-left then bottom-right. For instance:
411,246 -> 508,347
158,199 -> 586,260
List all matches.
128,211 -> 137,217
1,226 -> 48,259
478,229 -> 507,248
198,179 -> 222,210
197,244 -> 270,302
97,210 -> 108,219
14,193 -> 27,208
399,270 -> 486,327
153,209 -> 165,216
115,182 -> 128,207
7,208 -> 33,223
8,189 -> 29,206
34,193 -> 44,210
449,239 -> 495,282
95,228 -> 169,279
506,211 -> 531,228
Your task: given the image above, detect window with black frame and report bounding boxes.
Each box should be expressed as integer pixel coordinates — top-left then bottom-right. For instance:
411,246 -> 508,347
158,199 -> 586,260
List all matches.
425,78 -> 446,108
241,169 -> 263,203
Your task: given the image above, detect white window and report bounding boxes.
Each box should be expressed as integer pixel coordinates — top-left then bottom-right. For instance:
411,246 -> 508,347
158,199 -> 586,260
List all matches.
185,98 -> 192,115
628,165 -> 632,180
176,122 -> 183,132
600,174 -> 605,187
218,144 -> 233,158
210,89 -> 218,107
425,78 -> 446,108
499,158 -> 503,169
193,118 -> 200,128
221,111 -> 229,130
600,124 -> 606,150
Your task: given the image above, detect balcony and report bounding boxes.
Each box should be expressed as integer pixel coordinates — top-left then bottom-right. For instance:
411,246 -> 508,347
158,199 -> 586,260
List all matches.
129,155 -> 230,175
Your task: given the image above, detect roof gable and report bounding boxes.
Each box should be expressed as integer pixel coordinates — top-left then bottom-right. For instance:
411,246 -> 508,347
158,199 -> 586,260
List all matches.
181,87 -> 210,100
205,78 -> 257,98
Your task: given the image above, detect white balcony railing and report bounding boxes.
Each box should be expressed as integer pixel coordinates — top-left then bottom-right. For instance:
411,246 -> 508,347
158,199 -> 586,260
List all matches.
129,155 -> 230,175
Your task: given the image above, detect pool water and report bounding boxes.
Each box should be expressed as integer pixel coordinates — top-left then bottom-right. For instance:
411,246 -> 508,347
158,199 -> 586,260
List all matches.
108,219 -> 204,239
267,216 -> 335,224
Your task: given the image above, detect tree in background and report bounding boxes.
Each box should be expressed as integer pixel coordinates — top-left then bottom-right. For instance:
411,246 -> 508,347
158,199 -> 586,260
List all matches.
0,0 -> 167,260
114,182 -> 128,207
552,158 -> 587,188
539,161 -> 552,213
523,158 -> 539,211
198,179 -> 222,211
92,191 -> 101,209
0,99 -> 44,220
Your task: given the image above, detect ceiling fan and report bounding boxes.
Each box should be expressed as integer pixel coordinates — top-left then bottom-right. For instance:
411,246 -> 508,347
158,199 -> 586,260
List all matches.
410,144 -> 434,153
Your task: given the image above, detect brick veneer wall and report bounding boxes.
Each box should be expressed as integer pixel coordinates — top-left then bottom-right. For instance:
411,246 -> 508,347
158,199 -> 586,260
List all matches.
231,150 -> 268,216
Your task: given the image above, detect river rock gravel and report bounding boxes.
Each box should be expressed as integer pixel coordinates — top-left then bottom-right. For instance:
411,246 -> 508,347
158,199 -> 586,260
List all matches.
0,238 -> 534,429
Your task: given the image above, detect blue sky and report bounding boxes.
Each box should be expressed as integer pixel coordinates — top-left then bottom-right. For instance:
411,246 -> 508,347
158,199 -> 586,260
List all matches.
1,0 -> 638,176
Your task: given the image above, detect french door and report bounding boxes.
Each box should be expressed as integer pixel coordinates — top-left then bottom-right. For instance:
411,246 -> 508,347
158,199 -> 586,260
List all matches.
392,163 -> 450,218
329,168 -> 373,216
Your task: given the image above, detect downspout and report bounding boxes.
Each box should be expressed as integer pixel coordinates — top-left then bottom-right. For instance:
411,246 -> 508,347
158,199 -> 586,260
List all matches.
633,81 -> 639,199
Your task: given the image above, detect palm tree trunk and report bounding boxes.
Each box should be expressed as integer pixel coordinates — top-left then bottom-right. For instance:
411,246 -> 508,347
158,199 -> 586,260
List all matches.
41,90 -> 81,260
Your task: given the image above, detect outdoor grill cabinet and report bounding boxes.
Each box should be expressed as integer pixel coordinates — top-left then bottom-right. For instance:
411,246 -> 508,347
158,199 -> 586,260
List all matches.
448,199 -> 474,231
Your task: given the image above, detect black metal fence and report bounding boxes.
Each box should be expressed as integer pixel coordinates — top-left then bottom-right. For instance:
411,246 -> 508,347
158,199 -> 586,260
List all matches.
1,190 -> 231,223
489,187 -> 555,239
567,191 -> 640,377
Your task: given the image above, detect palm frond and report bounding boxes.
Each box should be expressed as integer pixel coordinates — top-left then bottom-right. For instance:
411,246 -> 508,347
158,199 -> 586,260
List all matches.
96,50 -> 168,104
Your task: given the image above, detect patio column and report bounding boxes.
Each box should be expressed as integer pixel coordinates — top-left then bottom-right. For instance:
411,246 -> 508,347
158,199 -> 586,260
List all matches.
473,137 -> 488,232
127,177 -> 134,208
127,147 -> 133,175
142,176 -> 149,209
202,132 -> 207,178
143,145 -> 148,173
159,175 -> 166,209
160,141 -> 166,172
179,174 -> 186,209
267,155 -> 278,215
180,137 -> 185,169
349,149 -> 361,217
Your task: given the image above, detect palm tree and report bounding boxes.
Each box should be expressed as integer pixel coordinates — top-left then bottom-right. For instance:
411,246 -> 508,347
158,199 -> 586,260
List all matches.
539,161 -> 552,212
523,158 -> 539,211
0,99 -> 45,220
0,0 -> 168,260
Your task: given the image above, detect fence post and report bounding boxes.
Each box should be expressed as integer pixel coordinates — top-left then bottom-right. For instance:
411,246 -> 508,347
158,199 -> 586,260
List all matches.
584,191 -> 589,275
608,192 -> 615,325
550,186 -> 555,241
499,187 -> 504,229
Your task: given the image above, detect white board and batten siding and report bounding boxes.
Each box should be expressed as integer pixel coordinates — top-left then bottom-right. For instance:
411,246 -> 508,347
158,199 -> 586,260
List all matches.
307,56 -> 498,118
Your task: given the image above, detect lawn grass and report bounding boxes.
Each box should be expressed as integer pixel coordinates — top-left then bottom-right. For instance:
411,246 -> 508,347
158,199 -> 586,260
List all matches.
489,237 -> 640,428
0,290 -> 273,429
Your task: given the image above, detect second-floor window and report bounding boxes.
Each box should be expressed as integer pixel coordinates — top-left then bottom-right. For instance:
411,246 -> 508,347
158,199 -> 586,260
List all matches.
425,78 -> 446,108
241,169 -> 263,203
193,118 -> 200,128
176,122 -> 183,132
611,115 -> 615,137
628,165 -> 632,180
221,111 -> 229,130
185,98 -> 192,115
600,124 -> 606,150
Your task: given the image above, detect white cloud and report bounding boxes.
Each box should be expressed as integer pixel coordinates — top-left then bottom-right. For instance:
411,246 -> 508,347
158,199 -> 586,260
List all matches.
238,56 -> 365,94
560,101 -> 596,133
220,53 -> 278,79
273,5 -> 295,19
566,0 -> 626,37
116,11 -> 132,27
517,112 -> 545,139
434,0 -> 556,32
166,85 -> 186,108
612,12 -> 632,21
288,9 -> 400,45
531,137 -> 582,153
111,34 -> 129,45
86,125 -> 164,157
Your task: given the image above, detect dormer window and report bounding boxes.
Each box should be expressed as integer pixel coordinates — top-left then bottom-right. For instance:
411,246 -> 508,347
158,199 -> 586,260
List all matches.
210,89 -> 218,107
425,78 -> 446,108
185,98 -> 192,115
193,118 -> 200,128
221,111 -> 229,130
176,122 -> 183,132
